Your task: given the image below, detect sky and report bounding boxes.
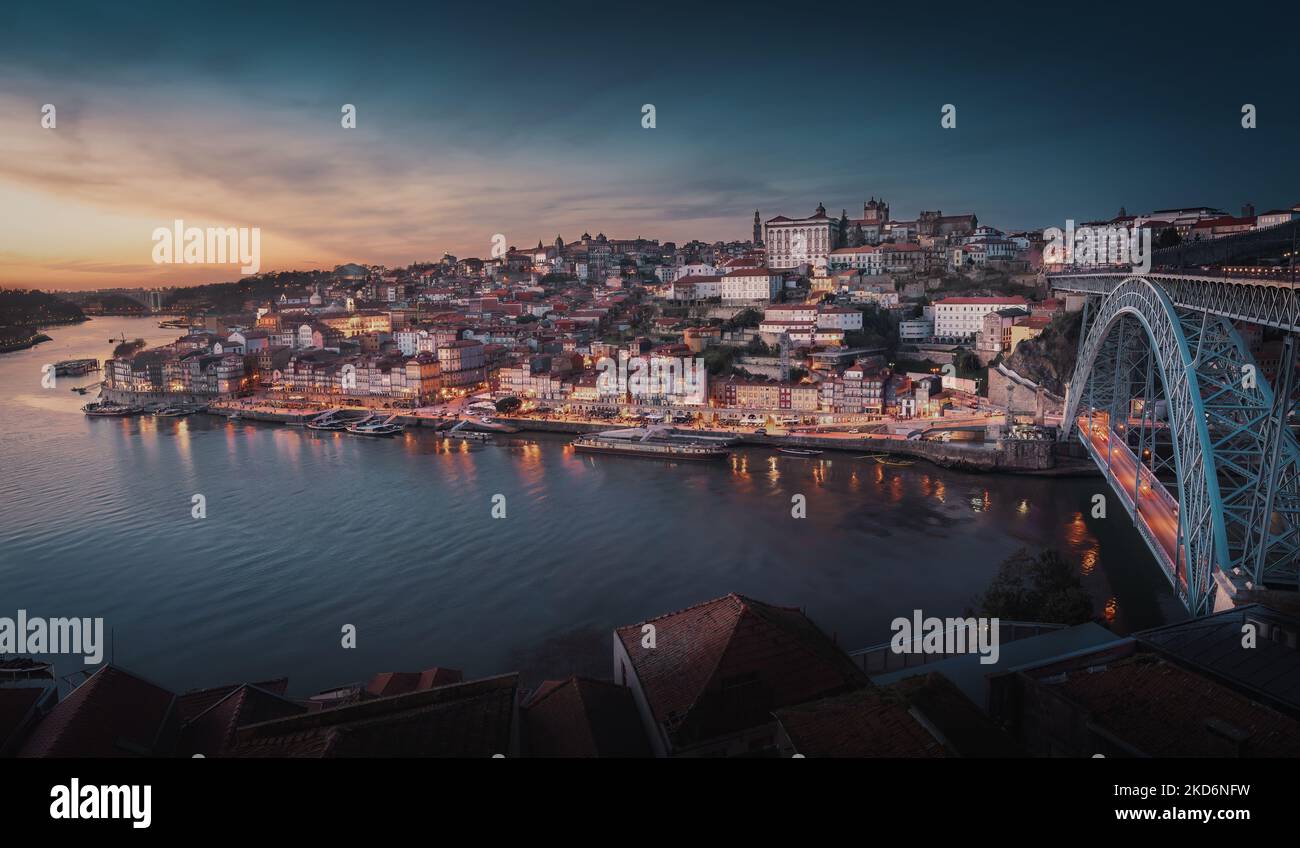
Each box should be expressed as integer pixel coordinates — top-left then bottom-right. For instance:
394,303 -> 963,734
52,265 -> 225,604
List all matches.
1,0 -> 1297,291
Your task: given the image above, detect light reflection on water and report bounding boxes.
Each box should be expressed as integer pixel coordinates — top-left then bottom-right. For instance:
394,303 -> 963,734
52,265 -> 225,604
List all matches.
0,318 -> 1184,695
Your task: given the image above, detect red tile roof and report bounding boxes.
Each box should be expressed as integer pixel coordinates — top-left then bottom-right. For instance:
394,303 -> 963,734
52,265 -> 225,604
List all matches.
365,667 -> 464,698
1052,655 -> 1300,756
523,676 -> 651,757
18,665 -> 178,757
615,594 -> 867,749
229,673 -> 518,758
180,684 -> 307,757
175,678 -> 289,723
775,686 -> 949,757
936,296 -> 1028,305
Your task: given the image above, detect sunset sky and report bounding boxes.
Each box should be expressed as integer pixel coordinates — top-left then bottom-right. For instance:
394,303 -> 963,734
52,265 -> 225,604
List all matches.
2,1 -> 1296,291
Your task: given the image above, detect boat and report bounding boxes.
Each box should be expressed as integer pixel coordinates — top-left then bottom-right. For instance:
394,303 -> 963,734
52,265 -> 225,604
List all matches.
777,447 -> 824,457
873,455 -> 915,467
83,403 -> 137,416
0,656 -> 55,683
83,401 -> 137,417
226,411 -> 243,421
53,358 -> 100,376
444,419 -> 491,441
446,429 -> 490,441
306,410 -> 348,431
345,415 -> 405,437
572,430 -> 729,462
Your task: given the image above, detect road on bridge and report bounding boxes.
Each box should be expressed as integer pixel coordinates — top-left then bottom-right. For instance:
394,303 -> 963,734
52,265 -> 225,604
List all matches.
1077,411 -> 1184,585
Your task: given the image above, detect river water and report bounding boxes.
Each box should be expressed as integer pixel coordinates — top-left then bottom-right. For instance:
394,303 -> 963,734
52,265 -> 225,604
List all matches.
0,318 -> 1183,694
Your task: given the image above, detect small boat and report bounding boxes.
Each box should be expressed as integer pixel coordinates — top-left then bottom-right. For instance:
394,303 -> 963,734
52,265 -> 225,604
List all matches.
226,411 -> 243,421
346,415 -> 405,437
153,406 -> 191,417
777,447 -> 823,457
873,456 -> 915,467
306,410 -> 348,431
446,430 -> 490,441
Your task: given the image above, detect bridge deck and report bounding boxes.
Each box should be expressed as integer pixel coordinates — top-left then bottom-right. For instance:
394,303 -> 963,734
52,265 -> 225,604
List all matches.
1076,411 -> 1187,593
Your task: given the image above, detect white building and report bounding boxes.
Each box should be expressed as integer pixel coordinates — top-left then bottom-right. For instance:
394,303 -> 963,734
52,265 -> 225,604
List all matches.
933,296 -> 1028,340
764,204 -> 840,270
720,268 -> 782,302
899,319 -> 934,341
816,306 -> 864,332
828,245 -> 883,274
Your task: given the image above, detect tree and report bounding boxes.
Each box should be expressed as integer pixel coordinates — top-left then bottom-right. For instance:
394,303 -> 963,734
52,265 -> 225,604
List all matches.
495,396 -> 522,413
976,547 -> 1094,625
1154,227 -> 1181,250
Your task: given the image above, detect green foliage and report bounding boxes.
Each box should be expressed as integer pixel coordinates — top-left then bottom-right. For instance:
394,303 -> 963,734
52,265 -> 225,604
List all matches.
702,345 -> 739,376
722,308 -> 762,331
977,547 -> 1094,625
495,396 -> 522,413
1154,227 -> 1181,250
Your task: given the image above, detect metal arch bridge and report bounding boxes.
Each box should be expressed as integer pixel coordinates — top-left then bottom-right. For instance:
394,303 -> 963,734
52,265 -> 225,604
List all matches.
1051,271 -> 1300,616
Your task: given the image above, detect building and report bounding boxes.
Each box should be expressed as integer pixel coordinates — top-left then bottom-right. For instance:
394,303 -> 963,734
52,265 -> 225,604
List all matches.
721,268 -> 783,302
437,339 -> 487,389
764,204 -> 841,270
828,245 -> 883,274
899,319 -> 934,341
612,594 -> 868,757
933,296 -> 1028,340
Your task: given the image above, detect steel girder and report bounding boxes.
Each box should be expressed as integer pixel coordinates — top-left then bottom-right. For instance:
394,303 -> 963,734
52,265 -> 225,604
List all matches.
1061,278 -> 1300,615
1051,273 -> 1300,333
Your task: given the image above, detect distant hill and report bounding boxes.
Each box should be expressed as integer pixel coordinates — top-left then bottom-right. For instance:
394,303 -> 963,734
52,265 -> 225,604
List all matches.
163,270 -> 336,313
0,289 -> 86,329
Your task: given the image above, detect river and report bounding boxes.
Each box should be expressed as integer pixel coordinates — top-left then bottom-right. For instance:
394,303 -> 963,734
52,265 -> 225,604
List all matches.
0,318 -> 1184,694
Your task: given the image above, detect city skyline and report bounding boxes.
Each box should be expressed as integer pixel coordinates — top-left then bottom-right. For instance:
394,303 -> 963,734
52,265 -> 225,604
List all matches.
3,1 -> 1297,290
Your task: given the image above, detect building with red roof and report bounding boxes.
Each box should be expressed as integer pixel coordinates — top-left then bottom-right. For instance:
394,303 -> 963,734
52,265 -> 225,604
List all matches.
613,593 -> 868,756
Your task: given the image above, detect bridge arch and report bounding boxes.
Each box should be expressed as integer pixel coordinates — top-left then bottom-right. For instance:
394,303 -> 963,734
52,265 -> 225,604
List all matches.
1061,277 -> 1300,615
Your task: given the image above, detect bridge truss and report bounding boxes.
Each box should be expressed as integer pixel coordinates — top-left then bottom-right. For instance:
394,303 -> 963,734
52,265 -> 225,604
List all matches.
1058,277 -> 1300,615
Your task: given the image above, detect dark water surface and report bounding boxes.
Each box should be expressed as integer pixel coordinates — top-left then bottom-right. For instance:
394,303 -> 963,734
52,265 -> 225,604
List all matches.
0,319 -> 1184,694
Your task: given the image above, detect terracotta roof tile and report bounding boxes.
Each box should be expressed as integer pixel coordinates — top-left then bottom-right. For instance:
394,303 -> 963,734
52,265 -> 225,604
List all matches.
615,594 -> 867,749
18,665 -> 178,757
523,676 -> 651,757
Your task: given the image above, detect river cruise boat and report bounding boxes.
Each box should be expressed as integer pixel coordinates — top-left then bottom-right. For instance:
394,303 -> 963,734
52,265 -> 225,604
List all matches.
572,430 -> 729,462
82,401 -> 137,417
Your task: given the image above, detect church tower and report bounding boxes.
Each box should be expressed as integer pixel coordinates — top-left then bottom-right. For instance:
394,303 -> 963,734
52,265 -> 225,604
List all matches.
753,210 -> 762,246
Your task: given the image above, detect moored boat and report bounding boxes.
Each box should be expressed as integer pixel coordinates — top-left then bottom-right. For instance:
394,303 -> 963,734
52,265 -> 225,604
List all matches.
53,358 -> 100,376
306,410 -> 348,431
345,415 -> 405,437
82,401 -> 137,417
572,432 -> 729,462
777,447 -> 823,457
